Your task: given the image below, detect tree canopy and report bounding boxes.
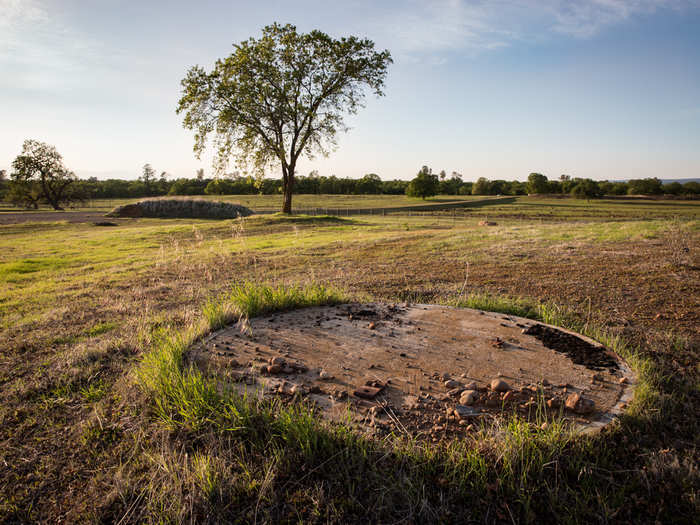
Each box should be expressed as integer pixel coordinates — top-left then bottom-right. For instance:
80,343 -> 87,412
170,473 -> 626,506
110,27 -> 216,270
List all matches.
406,166 -> 439,199
9,140 -> 76,210
177,23 -> 392,213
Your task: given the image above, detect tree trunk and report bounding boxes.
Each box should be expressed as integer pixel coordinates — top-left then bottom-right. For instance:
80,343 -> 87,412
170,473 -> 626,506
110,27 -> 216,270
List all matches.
282,188 -> 292,214
282,162 -> 295,214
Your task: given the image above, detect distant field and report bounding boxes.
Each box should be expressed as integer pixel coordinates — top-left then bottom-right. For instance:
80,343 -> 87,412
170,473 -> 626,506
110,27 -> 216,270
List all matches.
0,194 -> 483,213
1,195 -> 697,223
0,198 -> 698,522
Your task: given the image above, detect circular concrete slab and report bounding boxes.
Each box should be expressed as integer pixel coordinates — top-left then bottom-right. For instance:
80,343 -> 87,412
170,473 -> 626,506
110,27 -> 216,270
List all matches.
191,303 -> 635,440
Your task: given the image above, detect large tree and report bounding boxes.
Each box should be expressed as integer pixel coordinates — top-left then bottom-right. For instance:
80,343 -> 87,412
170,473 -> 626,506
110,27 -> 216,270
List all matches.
10,140 -> 76,210
177,23 -> 392,213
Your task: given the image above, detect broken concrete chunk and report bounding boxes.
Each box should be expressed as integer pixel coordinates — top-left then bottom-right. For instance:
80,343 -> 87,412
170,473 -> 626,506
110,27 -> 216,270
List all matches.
454,405 -> 480,419
353,385 -> 382,400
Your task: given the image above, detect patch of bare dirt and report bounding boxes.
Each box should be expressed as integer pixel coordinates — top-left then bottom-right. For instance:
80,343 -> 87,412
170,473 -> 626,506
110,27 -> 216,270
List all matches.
0,211 -> 118,225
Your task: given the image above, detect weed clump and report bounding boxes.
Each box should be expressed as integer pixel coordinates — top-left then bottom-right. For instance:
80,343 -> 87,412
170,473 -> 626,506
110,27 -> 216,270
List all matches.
107,198 -> 253,219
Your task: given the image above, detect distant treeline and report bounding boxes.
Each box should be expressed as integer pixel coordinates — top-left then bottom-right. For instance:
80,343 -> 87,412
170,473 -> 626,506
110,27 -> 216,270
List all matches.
1,170 -> 698,202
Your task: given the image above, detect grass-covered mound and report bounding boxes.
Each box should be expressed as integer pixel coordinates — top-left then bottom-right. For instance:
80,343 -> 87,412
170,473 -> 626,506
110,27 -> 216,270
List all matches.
106,198 -> 253,219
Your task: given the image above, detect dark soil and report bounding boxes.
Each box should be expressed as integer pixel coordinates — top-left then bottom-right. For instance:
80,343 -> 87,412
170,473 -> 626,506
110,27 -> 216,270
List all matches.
523,323 -> 620,371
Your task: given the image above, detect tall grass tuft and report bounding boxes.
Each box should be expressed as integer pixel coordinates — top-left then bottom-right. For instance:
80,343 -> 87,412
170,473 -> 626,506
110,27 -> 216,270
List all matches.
135,283 -> 346,431
229,282 -> 346,319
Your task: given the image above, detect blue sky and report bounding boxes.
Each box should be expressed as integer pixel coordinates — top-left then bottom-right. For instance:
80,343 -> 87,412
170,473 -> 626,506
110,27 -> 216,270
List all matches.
1,0 -> 699,181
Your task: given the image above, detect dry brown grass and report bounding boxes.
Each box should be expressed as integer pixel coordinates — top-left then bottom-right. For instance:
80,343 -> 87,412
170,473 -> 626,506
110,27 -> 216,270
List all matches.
0,208 -> 698,522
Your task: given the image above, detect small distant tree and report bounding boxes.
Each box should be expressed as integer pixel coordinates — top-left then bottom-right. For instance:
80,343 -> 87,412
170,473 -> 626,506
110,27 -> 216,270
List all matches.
406,166 -> 439,199
356,173 -> 382,194
177,23 -> 392,214
627,178 -> 663,195
140,164 -> 156,195
664,182 -> 683,195
682,181 -> 700,194
10,140 -> 77,210
196,168 -> 205,180
472,177 -> 491,195
0,169 -> 7,200
570,179 -> 602,199
527,172 -> 549,194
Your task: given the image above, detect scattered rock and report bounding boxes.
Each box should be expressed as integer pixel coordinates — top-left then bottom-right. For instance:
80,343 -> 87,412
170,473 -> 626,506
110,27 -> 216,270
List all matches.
490,378 -> 510,392
464,381 -> 478,391
267,364 -> 282,374
502,391 -> 514,402
270,356 -> 285,366
565,393 -> 595,414
444,379 -> 461,389
368,322 -> 376,330
619,377 -> 629,384
319,370 -> 334,380
546,397 -> 561,409
459,390 -> 478,405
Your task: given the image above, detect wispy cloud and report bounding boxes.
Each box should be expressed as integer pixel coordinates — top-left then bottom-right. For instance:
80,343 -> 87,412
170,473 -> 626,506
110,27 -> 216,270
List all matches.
547,0 -> 695,37
381,0 -> 700,57
0,0 -> 105,91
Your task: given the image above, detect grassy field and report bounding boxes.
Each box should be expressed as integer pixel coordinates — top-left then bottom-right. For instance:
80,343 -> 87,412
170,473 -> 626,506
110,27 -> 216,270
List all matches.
0,193 -> 484,213
0,197 -> 698,523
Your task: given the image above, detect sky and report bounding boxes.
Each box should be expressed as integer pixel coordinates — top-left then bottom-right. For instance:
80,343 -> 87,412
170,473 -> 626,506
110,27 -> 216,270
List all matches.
1,0 -> 699,182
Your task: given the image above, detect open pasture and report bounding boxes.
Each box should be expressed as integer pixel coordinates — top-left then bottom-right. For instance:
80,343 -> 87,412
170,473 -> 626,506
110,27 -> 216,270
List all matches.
0,197 -> 698,523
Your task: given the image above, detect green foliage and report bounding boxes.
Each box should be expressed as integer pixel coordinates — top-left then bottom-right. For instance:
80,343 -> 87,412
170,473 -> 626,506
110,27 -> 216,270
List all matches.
628,178 -> 664,195
527,173 -> 549,194
9,139 -> 77,210
570,178 -> 603,199
355,173 -> 382,194
140,163 -> 157,196
177,23 -> 392,213
406,166 -> 439,199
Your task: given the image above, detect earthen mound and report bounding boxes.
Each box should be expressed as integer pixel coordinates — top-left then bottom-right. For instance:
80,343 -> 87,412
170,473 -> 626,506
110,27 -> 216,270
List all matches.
107,198 -> 253,219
